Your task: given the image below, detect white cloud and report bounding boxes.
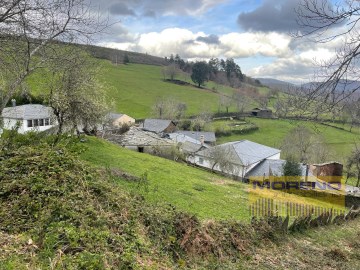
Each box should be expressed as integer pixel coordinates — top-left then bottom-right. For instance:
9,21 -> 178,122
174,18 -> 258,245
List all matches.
93,0 -> 228,17
98,42 -> 135,51
99,28 -> 292,59
249,48 -> 336,83
98,27 -> 345,83
220,32 -> 291,58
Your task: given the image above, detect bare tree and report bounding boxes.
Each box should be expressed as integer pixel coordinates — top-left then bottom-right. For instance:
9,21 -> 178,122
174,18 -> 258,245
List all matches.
191,108 -> 213,131
162,63 -> 180,81
219,95 -> 232,113
294,0 -> 360,116
208,146 -> 236,175
255,95 -> 269,109
342,97 -> 360,132
0,0 -> 109,115
46,47 -> 108,135
232,90 -> 249,117
281,125 -> 329,164
152,97 -> 187,120
274,95 -> 295,118
346,144 -> 360,187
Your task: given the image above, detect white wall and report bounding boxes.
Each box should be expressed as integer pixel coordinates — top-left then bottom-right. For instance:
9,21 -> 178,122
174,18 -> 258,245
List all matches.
2,118 -> 55,134
267,153 -> 281,160
189,152 -> 281,179
189,155 -> 245,178
3,118 -> 25,133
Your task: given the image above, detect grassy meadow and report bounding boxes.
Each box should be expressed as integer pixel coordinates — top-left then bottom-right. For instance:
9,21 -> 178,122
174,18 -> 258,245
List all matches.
28,60 -> 263,118
214,118 -> 360,162
81,136 -> 251,221
80,137 -> 347,221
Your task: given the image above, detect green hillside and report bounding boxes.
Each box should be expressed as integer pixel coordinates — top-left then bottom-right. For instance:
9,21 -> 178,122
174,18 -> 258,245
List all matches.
27,59 -> 258,119
1,136 -> 359,269
81,137 -> 251,221
24,47 -> 360,160
80,137 -> 345,221
215,118 -> 360,161
25,49 -> 360,159
99,62 -> 227,118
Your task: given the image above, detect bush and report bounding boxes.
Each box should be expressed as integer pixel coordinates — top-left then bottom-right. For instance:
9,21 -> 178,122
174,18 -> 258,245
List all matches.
119,123 -> 130,134
178,119 -> 192,131
0,142 -> 142,268
7,93 -> 45,107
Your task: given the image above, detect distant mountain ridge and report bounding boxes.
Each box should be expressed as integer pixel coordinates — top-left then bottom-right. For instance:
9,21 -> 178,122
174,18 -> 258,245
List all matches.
258,77 -> 360,93
301,79 -> 360,93
256,78 -> 295,91
79,44 -> 167,66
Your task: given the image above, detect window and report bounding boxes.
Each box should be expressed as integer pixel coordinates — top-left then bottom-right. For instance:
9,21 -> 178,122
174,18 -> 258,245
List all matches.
199,158 -> 204,165
34,119 -> 39,127
27,120 -> 33,128
39,119 -> 44,126
45,119 -> 50,126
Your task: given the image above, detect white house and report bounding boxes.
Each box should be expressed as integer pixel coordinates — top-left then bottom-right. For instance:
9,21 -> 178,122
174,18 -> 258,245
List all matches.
189,140 -> 281,179
1,104 -> 55,134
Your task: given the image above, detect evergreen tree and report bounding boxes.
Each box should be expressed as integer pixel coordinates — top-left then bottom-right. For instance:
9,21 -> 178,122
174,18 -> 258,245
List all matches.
123,54 -> 130,64
283,157 -> 302,178
191,61 -> 209,88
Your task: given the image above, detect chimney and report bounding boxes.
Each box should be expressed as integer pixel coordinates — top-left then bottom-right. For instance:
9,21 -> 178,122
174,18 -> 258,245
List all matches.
11,99 -> 16,107
200,135 -> 205,145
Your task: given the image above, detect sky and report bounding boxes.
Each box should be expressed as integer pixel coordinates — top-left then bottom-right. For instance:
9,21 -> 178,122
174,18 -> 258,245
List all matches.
92,0 -> 344,84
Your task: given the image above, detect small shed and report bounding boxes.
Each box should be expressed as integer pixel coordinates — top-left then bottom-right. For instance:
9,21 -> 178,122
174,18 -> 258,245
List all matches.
251,108 -> 273,118
310,162 -> 343,182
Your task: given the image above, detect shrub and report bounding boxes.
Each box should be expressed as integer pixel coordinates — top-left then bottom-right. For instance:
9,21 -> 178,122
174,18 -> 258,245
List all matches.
178,119 -> 192,131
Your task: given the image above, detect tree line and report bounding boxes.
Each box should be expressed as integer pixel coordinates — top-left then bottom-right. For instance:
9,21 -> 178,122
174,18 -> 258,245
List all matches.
163,54 -> 261,89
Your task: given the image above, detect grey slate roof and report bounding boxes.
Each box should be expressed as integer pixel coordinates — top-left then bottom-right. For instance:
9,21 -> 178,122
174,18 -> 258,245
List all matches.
197,140 -> 281,166
167,133 -> 210,153
108,113 -> 124,120
2,105 -> 53,120
175,131 -> 216,143
111,126 -> 174,147
168,133 -> 201,145
141,119 -> 174,133
181,141 -> 207,153
245,159 -> 313,178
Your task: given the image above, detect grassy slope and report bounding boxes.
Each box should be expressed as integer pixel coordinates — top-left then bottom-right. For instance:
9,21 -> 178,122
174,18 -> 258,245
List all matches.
98,62 -> 246,118
1,136 -> 359,269
216,118 -> 360,162
81,137 -> 251,221
244,218 -> 360,270
80,137 -> 346,221
28,60 -> 259,119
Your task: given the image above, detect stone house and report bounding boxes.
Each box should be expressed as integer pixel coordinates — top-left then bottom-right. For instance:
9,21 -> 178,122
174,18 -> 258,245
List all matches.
141,119 -> 177,133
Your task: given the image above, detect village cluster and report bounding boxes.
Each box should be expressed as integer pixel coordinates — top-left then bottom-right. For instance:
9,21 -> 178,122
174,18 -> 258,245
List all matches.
2,102 -> 357,197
